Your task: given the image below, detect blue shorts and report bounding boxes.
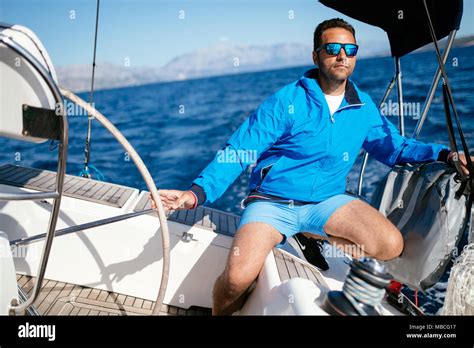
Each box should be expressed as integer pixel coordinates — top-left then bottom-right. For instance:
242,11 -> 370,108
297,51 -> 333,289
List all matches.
237,194 -> 358,245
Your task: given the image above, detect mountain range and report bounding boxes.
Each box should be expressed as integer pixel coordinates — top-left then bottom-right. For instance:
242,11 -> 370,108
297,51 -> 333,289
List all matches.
57,36 -> 473,92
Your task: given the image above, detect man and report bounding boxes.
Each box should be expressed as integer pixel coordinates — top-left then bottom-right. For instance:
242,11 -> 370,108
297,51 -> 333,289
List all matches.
156,18 -> 472,315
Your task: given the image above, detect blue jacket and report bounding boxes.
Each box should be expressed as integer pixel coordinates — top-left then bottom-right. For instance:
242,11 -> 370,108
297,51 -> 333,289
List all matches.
190,68 -> 449,205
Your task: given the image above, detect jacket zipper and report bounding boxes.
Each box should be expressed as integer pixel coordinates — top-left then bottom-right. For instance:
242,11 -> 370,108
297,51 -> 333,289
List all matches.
333,103 -> 365,119
328,103 -> 365,153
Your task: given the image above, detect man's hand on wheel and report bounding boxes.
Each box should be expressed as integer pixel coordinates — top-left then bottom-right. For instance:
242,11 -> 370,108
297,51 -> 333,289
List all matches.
150,189 -> 197,211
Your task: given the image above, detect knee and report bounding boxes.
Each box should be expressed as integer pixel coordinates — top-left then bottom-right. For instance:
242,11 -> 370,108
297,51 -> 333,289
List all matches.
218,268 -> 252,298
372,230 -> 404,261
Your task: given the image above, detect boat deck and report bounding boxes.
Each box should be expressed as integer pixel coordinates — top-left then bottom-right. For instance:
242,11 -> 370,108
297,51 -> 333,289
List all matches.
0,164 -> 135,208
273,248 -> 329,287
16,274 -> 211,316
4,163 -> 339,315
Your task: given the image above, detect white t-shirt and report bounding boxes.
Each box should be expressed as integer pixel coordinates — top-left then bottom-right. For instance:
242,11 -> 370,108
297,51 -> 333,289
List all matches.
324,93 -> 345,116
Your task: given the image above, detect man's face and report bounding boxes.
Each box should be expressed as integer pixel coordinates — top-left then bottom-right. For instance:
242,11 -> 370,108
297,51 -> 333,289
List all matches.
313,27 -> 356,82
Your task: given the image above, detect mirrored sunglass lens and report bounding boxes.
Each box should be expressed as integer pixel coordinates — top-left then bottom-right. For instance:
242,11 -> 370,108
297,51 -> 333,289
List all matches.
344,45 -> 358,56
325,43 -> 341,55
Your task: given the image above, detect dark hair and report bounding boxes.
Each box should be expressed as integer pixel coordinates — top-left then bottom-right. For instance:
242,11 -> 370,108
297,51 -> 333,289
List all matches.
313,18 -> 356,51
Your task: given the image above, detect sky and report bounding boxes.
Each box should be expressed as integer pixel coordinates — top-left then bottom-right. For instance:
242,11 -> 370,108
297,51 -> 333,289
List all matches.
1,0 -> 473,68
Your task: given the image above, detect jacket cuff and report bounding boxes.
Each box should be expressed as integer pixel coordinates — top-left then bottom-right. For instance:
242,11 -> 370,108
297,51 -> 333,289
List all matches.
437,148 -> 452,164
189,184 -> 206,206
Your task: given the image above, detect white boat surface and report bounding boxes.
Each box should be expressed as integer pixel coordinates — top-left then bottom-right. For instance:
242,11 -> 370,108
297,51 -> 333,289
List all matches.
1,0 -> 472,317
0,163 -> 407,315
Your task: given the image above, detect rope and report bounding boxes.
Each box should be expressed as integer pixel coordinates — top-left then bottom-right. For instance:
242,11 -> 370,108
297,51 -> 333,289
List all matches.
78,164 -> 105,181
423,0 -> 474,178
442,243 -> 474,315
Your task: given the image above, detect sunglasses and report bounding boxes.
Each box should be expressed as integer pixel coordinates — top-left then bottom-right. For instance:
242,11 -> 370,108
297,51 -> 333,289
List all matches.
317,43 -> 359,57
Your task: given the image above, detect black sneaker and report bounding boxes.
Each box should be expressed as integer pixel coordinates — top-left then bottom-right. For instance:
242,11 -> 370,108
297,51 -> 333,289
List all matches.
288,233 -> 329,271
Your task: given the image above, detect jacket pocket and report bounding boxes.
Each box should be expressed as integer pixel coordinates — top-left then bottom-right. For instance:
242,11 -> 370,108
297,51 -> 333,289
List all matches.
259,156 -> 284,187
261,164 -> 273,181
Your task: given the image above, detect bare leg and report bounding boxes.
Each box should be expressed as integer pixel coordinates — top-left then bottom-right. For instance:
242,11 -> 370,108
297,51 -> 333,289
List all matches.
302,232 -> 366,259
322,199 -> 403,261
212,222 -> 283,315
304,199 -> 403,261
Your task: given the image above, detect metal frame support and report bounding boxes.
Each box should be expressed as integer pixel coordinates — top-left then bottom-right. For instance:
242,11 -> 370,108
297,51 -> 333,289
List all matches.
395,57 -> 404,136
0,34 -> 68,315
412,30 -> 457,139
357,76 -> 396,197
0,192 -> 58,200
357,29 -> 457,197
10,209 -> 155,247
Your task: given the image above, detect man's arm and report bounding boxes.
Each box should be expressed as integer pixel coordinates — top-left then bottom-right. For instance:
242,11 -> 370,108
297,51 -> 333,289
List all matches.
188,95 -> 291,205
362,101 -> 450,167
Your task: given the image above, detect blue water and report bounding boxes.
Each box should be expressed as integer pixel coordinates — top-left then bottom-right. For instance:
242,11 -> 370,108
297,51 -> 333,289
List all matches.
1,46 -> 473,314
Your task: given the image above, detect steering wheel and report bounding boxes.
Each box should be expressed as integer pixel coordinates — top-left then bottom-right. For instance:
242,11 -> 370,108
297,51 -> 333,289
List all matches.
60,88 -> 170,315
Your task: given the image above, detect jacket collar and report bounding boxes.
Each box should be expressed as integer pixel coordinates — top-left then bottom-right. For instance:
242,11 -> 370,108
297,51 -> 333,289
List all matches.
300,68 -> 362,106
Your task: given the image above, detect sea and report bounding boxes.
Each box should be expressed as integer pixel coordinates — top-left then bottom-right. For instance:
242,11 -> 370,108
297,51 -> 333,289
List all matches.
1,45 -> 473,315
